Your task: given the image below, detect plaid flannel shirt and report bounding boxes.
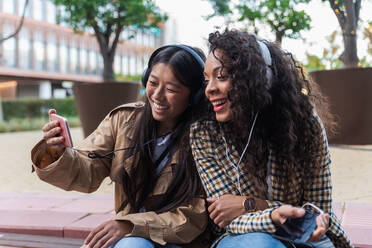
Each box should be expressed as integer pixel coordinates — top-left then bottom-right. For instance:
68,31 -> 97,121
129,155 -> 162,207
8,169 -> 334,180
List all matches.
190,115 -> 353,248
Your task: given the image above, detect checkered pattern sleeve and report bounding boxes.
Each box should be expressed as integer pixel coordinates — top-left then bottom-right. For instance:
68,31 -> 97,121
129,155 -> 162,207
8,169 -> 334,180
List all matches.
190,121 -> 278,235
225,209 -> 277,234
305,114 -> 353,248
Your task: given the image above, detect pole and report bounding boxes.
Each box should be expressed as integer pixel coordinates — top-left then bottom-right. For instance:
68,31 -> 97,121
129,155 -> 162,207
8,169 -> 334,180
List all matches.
0,97 -> 3,122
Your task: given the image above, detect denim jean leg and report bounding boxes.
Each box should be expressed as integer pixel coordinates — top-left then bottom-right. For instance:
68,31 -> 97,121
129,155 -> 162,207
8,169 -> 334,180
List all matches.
216,232 -> 287,248
154,244 -> 181,248
163,244 -> 182,248
111,237 -> 155,248
308,235 -> 335,248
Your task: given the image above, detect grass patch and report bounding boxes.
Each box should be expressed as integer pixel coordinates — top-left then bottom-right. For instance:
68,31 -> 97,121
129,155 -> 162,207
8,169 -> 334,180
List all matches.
0,116 -> 80,133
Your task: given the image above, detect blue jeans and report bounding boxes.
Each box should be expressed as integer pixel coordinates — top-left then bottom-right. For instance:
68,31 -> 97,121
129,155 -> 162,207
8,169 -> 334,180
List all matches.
111,237 -> 181,248
216,233 -> 286,248
216,233 -> 334,248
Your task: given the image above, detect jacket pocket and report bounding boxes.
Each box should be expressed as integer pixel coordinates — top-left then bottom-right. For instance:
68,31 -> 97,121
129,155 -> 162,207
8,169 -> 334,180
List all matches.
151,165 -> 173,196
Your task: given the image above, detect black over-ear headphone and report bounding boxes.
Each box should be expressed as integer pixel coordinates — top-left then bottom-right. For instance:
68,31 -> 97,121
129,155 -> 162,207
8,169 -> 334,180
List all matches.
141,44 -> 205,106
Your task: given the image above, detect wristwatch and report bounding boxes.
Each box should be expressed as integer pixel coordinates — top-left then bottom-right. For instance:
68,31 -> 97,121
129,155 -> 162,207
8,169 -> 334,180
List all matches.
243,197 -> 257,212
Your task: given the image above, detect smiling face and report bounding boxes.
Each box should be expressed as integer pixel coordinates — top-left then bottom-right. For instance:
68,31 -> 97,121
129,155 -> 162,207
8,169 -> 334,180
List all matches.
204,49 -> 233,122
146,63 -> 191,133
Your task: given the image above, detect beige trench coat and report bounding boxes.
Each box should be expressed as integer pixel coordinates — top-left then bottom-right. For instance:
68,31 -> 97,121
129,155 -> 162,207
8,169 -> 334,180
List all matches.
31,102 -> 210,247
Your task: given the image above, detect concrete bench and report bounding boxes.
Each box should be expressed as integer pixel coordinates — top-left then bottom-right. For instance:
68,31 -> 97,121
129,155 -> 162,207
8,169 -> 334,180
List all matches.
0,193 -> 372,247
0,193 -> 114,241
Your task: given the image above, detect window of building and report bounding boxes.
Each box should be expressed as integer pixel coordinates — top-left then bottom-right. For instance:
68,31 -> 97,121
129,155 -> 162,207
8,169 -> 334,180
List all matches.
3,1 -> 16,14
80,44 -> 88,74
19,28 -> 32,70
135,31 -> 141,46
122,27 -> 133,41
33,0 -> 45,21
114,54 -> 121,75
143,52 -> 150,68
47,33 -> 58,72
56,5 -> 68,27
136,55 -> 143,75
97,52 -> 103,76
59,38 -> 69,73
129,54 -> 136,75
146,30 -> 152,47
18,0 -> 31,17
70,40 -> 78,74
121,55 -> 127,75
33,30 -> 46,71
46,0 -> 56,24
89,49 -> 97,75
3,23 -> 17,68
151,27 -> 162,47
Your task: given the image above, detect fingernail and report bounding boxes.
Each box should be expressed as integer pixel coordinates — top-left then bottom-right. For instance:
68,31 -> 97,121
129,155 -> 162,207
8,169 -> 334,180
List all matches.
297,208 -> 305,214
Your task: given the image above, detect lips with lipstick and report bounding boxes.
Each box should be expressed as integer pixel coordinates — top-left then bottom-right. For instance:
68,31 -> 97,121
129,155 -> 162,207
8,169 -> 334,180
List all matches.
211,99 -> 228,112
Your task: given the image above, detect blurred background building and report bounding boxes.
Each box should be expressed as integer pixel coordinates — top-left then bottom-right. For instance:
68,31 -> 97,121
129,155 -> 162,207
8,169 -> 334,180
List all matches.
0,0 -> 164,99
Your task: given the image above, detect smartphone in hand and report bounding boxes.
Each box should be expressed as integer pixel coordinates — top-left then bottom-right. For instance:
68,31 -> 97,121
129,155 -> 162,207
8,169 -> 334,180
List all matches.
49,113 -> 73,147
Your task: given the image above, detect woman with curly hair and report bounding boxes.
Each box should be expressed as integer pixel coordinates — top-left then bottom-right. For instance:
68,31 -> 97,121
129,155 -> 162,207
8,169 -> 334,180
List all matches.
190,29 -> 352,248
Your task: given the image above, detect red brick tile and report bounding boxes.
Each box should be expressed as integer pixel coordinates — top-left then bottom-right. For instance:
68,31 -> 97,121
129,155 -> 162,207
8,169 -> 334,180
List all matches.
0,210 -> 86,237
53,195 -> 114,214
0,194 -> 79,211
333,201 -> 344,222
64,213 -> 115,239
342,203 -> 372,248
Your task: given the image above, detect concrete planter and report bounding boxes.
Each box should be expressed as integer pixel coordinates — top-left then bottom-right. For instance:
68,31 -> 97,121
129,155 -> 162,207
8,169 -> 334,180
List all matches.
310,67 -> 372,145
73,81 -> 141,137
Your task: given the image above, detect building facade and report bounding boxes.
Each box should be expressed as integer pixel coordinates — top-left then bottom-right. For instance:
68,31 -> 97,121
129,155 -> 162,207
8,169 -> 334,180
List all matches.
0,0 -> 163,99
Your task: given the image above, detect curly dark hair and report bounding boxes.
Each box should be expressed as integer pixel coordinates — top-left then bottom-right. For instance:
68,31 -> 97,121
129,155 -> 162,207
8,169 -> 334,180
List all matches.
207,29 -> 335,201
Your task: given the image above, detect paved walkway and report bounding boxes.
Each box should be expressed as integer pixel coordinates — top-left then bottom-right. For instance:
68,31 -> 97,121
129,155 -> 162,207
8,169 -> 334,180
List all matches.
0,128 -> 372,247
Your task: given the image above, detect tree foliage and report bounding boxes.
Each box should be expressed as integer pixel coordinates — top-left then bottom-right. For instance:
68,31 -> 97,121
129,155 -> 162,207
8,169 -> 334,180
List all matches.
365,21 -> 372,57
53,0 -> 167,82
305,30 -> 344,70
206,0 -> 312,44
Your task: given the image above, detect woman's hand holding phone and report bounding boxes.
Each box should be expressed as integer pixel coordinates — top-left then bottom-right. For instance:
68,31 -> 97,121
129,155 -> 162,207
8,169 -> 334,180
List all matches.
271,204 -> 329,242
42,109 -> 67,157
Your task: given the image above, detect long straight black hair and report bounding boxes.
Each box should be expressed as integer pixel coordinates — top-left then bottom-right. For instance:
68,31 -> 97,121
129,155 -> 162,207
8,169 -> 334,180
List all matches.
122,46 -> 206,213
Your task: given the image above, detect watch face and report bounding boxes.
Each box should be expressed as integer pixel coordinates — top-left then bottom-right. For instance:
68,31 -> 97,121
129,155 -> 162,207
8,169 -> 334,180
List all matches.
244,197 -> 256,211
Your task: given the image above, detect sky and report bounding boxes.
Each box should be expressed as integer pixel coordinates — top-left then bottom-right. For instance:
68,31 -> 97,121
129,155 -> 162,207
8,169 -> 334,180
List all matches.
155,0 -> 372,64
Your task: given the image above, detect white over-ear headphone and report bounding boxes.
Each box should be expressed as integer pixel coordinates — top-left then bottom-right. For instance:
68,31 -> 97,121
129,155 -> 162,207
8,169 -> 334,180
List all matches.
257,40 -> 273,88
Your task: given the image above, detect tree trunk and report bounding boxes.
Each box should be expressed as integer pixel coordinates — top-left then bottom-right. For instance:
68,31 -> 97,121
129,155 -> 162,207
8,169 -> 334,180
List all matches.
329,0 -> 360,68
102,54 -> 115,82
275,31 -> 283,45
341,32 -> 359,67
92,23 -> 122,82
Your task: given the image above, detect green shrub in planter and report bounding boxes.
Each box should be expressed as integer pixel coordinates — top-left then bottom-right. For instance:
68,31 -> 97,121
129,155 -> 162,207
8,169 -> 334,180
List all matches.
0,116 -> 80,133
1,97 -> 78,121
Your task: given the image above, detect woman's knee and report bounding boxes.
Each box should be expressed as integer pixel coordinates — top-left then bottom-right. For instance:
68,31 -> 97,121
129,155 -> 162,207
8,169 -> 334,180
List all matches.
217,232 -> 286,248
111,237 -> 154,248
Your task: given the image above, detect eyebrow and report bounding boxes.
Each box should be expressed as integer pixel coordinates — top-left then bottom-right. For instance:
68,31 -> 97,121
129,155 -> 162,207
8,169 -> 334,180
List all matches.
204,66 -> 224,75
149,74 -> 181,88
